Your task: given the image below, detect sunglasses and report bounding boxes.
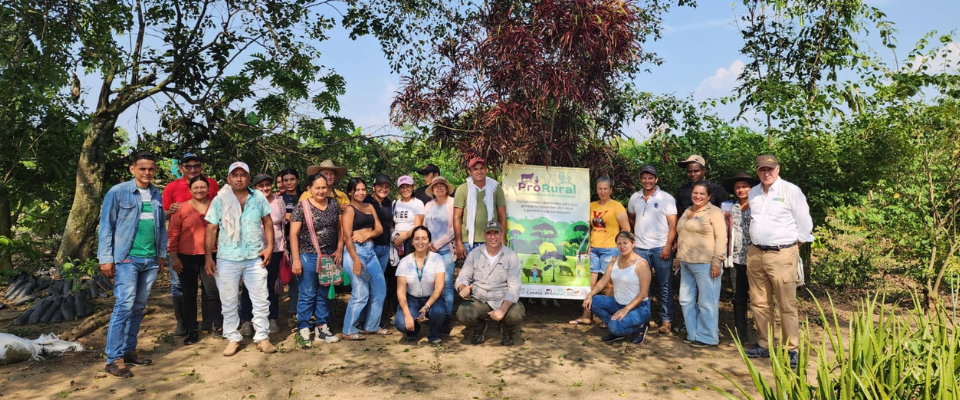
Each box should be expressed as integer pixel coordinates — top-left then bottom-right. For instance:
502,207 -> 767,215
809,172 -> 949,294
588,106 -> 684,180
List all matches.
182,164 -> 202,170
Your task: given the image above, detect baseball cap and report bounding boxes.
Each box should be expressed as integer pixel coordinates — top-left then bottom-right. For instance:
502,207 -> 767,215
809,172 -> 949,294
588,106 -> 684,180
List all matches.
484,220 -> 503,233
640,165 -> 658,177
182,152 -> 200,163
228,161 -> 250,174
251,174 -> 272,186
396,175 -> 415,187
417,164 -> 440,175
467,156 -> 486,169
677,155 -> 706,169
756,154 -> 779,169
373,174 -> 391,186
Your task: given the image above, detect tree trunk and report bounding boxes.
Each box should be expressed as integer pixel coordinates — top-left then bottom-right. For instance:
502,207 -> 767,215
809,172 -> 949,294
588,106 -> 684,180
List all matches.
55,111 -> 119,265
0,186 -> 12,272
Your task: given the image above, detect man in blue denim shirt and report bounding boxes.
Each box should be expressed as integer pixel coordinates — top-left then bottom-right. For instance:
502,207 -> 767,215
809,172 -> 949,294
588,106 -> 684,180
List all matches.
98,151 -> 167,378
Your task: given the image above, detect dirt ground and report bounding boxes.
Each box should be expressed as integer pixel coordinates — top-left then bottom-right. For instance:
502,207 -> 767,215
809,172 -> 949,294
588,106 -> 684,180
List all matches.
1,283 -> 849,400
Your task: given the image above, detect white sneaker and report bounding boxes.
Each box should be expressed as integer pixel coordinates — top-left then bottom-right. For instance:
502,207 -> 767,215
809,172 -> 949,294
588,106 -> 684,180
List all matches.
315,324 -> 340,343
269,319 -> 280,334
296,328 -> 312,348
239,321 -> 254,337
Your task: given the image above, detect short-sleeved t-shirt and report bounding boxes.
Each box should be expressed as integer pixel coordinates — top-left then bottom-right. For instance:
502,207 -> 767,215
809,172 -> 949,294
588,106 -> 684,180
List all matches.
129,187 -> 158,257
395,252 -> 445,297
291,200 -> 341,255
393,198 -> 425,232
453,182 -> 507,243
627,187 -> 678,249
205,189 -> 272,262
589,200 -> 627,248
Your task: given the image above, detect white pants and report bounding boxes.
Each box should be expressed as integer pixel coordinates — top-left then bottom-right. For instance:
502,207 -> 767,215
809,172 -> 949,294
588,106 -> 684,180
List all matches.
215,258 -> 269,342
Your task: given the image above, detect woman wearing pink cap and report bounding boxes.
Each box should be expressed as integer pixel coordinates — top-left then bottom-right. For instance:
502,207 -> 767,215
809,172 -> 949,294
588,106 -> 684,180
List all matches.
387,175 -> 424,319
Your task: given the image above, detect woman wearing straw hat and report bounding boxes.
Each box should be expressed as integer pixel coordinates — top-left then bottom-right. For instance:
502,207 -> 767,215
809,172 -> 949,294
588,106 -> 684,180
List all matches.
301,160 -> 349,206
423,175 -> 457,331
721,171 -> 760,346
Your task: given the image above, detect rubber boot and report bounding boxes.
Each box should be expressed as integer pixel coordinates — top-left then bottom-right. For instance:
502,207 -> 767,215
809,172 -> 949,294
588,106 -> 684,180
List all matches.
172,296 -> 187,336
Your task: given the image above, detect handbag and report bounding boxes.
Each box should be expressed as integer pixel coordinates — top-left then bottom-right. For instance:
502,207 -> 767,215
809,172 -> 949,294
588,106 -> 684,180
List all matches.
278,251 -> 293,285
302,200 -> 343,285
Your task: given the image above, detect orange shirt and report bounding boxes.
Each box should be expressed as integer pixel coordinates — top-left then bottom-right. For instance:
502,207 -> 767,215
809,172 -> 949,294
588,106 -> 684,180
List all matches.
167,202 -> 211,255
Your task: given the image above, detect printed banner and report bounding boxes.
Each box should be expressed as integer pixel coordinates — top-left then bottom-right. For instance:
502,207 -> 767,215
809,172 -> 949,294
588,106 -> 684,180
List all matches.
502,164 -> 591,300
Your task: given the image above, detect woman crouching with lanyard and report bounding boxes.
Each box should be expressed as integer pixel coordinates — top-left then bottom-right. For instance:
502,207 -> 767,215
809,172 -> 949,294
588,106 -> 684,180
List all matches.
582,231 -> 653,345
394,226 -> 446,345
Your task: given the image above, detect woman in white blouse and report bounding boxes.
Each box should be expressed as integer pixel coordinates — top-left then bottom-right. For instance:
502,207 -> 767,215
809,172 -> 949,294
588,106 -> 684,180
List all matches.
394,226 -> 446,345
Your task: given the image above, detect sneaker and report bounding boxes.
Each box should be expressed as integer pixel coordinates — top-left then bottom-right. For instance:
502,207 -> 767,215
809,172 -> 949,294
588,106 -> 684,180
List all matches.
657,322 -> 672,335
105,360 -> 133,378
123,350 -> 152,366
632,324 -> 649,345
689,340 -> 715,348
471,321 -> 487,345
601,333 -> 625,343
429,338 -> 442,346
223,341 -> 241,357
269,319 -> 281,334
745,344 -> 770,358
183,330 -> 200,345
680,337 -> 692,344
500,333 -> 514,346
788,350 -> 799,368
672,324 -> 687,335
239,321 -> 254,337
296,328 -> 312,349
315,325 -> 340,343
257,340 -> 277,354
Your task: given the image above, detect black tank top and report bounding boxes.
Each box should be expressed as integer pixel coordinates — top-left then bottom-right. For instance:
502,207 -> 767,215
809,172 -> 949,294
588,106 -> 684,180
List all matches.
349,205 -> 375,231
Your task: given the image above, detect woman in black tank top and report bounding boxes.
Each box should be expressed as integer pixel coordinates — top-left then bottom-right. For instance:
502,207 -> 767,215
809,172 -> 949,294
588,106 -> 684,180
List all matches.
341,178 -> 391,339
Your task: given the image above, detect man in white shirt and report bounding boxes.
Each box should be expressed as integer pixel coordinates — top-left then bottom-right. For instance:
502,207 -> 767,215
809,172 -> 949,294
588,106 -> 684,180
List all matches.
455,221 -> 524,346
743,155 -> 813,369
626,166 -> 678,334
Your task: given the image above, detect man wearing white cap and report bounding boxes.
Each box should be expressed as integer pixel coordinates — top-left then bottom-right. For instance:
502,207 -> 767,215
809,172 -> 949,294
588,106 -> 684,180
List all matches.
204,161 -> 278,356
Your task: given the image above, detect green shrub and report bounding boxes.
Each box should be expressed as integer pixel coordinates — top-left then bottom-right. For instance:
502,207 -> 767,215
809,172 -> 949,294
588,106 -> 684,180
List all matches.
715,292 -> 959,399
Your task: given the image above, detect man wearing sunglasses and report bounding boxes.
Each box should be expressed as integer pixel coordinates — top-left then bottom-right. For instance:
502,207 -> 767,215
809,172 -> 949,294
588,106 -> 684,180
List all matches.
162,152 -> 221,336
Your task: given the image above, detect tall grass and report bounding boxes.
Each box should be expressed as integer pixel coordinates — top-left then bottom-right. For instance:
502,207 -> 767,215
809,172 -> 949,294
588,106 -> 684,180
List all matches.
714,292 -> 959,399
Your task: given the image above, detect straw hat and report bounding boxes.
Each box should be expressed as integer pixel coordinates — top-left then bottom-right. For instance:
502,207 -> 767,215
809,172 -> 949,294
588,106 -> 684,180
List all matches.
306,160 -> 347,183
425,176 -> 455,198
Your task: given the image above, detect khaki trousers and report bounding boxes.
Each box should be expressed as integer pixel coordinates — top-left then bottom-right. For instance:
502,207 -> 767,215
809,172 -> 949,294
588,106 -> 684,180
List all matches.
746,245 -> 800,351
457,299 -> 525,334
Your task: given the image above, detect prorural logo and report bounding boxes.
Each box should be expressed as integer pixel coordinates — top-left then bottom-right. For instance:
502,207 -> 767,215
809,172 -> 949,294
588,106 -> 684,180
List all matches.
517,171 -> 576,195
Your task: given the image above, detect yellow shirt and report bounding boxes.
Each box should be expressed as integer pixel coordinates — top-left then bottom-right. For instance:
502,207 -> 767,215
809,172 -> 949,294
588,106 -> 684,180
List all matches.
676,203 -> 727,265
299,189 -> 349,207
589,200 -> 627,248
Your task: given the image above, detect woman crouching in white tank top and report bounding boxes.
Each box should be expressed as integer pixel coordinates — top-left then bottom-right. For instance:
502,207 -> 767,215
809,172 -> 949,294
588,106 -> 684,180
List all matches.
581,231 -> 653,344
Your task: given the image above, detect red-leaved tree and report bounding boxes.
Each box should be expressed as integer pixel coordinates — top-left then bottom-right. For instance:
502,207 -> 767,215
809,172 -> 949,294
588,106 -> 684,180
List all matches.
391,0 -> 690,187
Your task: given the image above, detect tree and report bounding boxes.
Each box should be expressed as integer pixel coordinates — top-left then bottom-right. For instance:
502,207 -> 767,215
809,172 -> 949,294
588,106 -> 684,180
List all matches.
0,0 -> 86,271
531,222 -> 558,248
55,0 -> 350,263
391,0 -> 692,188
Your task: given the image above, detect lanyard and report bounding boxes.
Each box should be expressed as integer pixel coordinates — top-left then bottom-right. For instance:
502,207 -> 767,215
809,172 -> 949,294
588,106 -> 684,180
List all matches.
414,253 -> 427,296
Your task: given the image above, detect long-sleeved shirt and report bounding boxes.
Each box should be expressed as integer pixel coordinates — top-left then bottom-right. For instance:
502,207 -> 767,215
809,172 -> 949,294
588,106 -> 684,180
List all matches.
676,202 -> 727,265
97,180 -> 167,264
455,245 -> 521,309
748,178 -> 814,246
168,201 -> 209,255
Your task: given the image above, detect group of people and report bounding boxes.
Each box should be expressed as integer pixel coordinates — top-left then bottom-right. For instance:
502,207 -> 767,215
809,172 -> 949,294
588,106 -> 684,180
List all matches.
97,153 -> 522,378
577,154 -> 812,369
96,149 -> 811,378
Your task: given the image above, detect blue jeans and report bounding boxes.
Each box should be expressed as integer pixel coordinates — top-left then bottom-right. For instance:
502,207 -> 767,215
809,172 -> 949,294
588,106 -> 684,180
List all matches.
590,295 -> 651,337
634,247 -> 675,323
679,262 -> 722,345
295,253 -> 335,329
394,294 -> 447,341
373,244 -> 390,275
342,242 -> 386,335
105,257 -> 159,364
436,249 -> 456,316
589,247 -> 619,274
462,242 -> 482,256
